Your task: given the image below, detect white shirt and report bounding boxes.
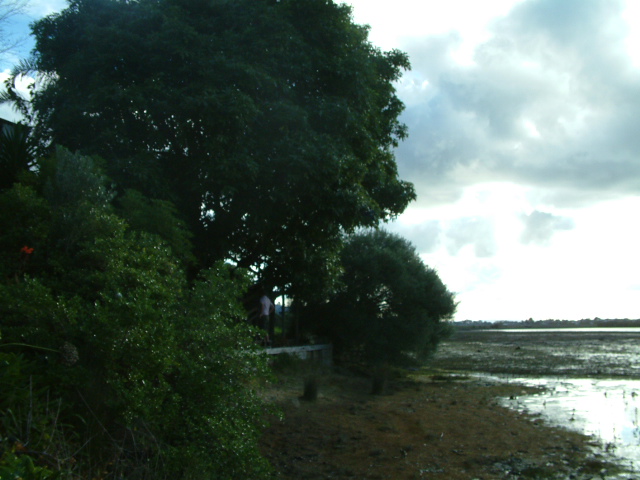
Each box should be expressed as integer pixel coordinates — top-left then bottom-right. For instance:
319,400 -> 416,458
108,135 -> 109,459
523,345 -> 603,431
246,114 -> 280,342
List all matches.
260,295 -> 273,316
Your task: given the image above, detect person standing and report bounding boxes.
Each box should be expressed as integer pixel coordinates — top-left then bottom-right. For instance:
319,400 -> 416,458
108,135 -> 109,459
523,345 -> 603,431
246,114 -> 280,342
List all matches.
259,291 -> 275,346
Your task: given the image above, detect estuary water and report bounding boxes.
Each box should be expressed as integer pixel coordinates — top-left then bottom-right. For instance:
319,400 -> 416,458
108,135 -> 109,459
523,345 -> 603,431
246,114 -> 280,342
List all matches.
431,327 -> 640,474
502,376 -> 640,473
482,327 -> 640,334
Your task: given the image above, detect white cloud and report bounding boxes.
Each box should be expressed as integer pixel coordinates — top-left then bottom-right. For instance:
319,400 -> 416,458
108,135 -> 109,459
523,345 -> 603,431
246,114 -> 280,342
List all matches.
357,0 -> 640,320
445,217 -> 497,257
519,210 -> 575,246
344,0 -> 526,63
397,0 -> 640,206
0,68 -> 32,121
26,0 -> 67,18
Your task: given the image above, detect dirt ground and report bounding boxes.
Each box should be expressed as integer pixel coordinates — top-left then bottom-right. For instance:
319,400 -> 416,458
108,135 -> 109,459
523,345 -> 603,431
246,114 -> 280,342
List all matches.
260,368 -> 626,479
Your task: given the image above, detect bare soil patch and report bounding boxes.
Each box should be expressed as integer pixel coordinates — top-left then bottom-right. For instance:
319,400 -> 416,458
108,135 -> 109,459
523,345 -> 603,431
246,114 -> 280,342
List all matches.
260,367 -> 623,479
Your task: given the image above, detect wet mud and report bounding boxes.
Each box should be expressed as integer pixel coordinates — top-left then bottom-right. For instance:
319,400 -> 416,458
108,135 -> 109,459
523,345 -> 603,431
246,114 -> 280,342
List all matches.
430,327 -> 640,477
430,328 -> 640,379
261,329 -> 640,479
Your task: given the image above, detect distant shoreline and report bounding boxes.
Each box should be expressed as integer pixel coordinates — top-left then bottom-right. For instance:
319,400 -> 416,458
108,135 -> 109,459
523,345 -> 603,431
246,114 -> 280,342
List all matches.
473,326 -> 640,333
455,318 -> 640,330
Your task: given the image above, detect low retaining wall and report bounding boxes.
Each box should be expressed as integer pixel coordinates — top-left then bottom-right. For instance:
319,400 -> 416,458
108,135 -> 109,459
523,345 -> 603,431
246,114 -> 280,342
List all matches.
265,344 -> 333,365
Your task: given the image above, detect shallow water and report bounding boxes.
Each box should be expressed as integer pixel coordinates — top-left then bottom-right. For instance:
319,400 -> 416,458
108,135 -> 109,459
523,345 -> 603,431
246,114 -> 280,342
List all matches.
482,327 -> 640,333
499,376 -> 640,473
431,328 -> 640,475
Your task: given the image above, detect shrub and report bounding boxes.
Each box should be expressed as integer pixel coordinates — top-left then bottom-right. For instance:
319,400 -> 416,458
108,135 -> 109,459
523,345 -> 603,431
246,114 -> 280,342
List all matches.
0,148 -> 273,479
303,230 -> 456,367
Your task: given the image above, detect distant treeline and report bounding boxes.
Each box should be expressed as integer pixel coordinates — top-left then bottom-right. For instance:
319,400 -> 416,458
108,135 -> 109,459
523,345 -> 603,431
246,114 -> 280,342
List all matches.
456,318 -> 640,330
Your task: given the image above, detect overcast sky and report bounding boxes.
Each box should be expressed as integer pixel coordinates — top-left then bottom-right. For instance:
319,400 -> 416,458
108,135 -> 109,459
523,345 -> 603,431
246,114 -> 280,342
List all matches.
345,0 -> 640,321
3,0 -> 640,321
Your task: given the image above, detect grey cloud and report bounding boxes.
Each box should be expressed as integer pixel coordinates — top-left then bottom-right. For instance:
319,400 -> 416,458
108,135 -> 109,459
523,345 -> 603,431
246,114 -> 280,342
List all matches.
519,210 -> 575,245
402,32 -> 463,82
507,153 -> 640,207
385,220 -> 442,254
394,0 -> 640,209
396,33 -> 479,185
496,0 -> 627,65
525,186 -> 621,209
445,217 -> 497,257
395,97 -> 479,205
469,264 -> 503,290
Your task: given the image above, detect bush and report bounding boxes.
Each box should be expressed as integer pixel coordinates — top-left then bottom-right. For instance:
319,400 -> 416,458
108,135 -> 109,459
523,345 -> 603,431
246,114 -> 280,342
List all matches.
0,148 -> 273,479
0,351 -> 74,478
302,230 -> 456,367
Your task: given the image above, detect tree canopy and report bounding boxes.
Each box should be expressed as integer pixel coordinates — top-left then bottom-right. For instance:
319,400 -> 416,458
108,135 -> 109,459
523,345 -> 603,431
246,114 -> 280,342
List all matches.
23,0 -> 415,297
303,230 -> 457,366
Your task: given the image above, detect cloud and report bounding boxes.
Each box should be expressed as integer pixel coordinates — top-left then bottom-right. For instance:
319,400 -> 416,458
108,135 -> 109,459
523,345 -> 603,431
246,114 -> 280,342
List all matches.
0,68 -> 33,121
445,217 -> 497,257
385,219 -> 442,254
354,0 -> 640,321
519,210 -> 575,245
26,0 -> 67,18
393,0 -> 640,210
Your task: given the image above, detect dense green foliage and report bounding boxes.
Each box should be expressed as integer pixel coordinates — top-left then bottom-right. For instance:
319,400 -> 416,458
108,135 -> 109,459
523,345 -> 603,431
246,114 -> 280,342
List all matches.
0,148 -> 273,479
0,121 -> 35,190
0,0 -> 459,477
21,0 -> 415,298
303,230 -> 457,366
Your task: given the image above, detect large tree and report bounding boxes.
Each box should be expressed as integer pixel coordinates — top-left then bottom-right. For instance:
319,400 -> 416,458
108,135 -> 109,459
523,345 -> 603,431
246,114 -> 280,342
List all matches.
21,0 -> 415,298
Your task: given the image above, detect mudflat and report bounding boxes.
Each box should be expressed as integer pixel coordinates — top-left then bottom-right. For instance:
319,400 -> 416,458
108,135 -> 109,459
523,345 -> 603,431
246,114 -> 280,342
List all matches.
429,328 -> 640,379
260,329 -> 635,479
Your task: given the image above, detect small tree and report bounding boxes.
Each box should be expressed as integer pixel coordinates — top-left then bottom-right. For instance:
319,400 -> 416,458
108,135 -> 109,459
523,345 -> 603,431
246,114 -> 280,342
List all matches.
305,230 -> 456,367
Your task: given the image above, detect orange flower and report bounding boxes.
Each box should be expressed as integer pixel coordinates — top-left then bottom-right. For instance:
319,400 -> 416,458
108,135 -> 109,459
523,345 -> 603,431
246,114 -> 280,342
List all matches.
20,246 -> 34,254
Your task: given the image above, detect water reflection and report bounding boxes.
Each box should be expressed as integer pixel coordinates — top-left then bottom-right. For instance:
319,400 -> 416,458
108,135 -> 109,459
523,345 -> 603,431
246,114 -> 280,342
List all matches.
499,377 -> 640,472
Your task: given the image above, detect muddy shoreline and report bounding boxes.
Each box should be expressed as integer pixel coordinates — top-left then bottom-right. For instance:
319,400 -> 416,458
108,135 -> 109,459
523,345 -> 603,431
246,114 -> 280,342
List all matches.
260,330 -> 640,479
430,328 -> 640,379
